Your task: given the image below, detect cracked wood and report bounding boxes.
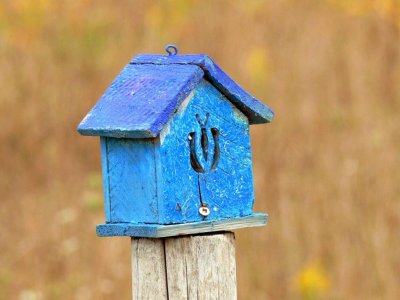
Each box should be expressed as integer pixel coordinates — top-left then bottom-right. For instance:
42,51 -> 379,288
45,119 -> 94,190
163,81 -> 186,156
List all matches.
132,232 -> 237,299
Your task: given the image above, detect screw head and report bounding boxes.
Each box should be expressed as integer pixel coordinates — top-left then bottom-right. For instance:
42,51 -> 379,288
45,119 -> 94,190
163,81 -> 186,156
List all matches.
199,205 -> 210,217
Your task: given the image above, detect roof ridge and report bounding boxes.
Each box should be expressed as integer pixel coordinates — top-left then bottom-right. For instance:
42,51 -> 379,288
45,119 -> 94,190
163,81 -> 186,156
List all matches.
131,54 -> 274,124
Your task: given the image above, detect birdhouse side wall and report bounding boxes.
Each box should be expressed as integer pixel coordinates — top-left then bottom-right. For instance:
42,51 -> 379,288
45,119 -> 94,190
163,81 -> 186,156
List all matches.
100,137 -> 160,224
157,80 -> 256,224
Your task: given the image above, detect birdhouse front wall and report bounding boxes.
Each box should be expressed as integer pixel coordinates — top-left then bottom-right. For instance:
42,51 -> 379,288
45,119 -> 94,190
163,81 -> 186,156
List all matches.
158,79 -> 255,224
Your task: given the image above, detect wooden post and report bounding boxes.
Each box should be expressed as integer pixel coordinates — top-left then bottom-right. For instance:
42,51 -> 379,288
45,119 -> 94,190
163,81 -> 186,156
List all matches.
132,232 -> 237,299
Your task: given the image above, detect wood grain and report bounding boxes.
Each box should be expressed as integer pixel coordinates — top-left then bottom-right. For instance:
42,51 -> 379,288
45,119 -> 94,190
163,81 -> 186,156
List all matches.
158,80 -> 255,224
77,63 -> 204,138
78,52 -> 274,139
104,137 -> 159,223
132,238 -> 168,299
132,232 -> 237,300
97,213 -> 267,238
132,53 -> 274,124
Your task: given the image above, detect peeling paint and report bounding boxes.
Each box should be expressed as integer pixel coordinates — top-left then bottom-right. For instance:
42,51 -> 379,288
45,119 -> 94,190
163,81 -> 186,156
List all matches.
160,91 -> 194,144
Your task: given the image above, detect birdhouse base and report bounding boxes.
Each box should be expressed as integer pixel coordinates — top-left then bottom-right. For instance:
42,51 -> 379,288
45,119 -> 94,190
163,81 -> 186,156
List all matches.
96,213 -> 267,238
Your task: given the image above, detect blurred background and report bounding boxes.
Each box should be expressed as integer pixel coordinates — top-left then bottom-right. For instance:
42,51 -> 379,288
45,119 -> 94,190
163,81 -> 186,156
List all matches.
1,0 -> 399,299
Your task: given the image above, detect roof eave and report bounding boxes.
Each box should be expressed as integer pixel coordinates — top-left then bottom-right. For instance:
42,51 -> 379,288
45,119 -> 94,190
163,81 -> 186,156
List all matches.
77,63 -> 204,138
77,126 -> 158,139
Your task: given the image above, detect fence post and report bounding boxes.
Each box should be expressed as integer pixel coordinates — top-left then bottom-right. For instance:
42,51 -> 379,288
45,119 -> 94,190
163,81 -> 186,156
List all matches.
132,232 -> 236,299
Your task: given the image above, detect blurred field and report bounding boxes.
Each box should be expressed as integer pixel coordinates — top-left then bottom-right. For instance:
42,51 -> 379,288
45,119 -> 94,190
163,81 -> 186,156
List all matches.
1,0 -> 400,299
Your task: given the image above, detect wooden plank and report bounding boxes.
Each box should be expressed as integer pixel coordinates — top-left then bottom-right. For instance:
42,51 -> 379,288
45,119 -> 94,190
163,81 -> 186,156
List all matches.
77,63 -> 204,138
131,238 -> 168,299
97,213 -> 267,238
132,54 -> 274,124
132,232 -> 237,300
106,138 -> 159,223
158,79 -> 255,224
100,137 -> 111,222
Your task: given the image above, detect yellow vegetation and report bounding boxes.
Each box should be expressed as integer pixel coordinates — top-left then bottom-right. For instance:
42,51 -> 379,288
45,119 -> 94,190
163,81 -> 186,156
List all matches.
296,263 -> 330,299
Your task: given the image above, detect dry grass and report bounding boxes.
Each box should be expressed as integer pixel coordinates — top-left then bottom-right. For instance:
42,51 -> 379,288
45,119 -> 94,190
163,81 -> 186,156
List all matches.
1,0 -> 400,299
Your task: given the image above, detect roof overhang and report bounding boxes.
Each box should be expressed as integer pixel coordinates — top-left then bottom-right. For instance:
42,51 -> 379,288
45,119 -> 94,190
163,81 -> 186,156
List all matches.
78,54 -> 274,138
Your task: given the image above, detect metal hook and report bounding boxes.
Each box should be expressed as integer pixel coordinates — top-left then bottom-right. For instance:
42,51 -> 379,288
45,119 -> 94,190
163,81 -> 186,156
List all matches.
165,44 -> 178,56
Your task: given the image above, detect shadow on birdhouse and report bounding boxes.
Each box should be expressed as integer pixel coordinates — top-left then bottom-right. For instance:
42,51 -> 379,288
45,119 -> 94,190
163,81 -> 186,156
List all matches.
77,46 -> 274,238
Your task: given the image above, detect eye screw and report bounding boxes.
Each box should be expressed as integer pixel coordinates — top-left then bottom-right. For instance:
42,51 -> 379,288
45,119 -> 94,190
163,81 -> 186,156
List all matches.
199,204 -> 210,217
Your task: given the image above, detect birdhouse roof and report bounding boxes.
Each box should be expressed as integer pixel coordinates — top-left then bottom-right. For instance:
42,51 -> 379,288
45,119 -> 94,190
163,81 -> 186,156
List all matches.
78,54 -> 274,138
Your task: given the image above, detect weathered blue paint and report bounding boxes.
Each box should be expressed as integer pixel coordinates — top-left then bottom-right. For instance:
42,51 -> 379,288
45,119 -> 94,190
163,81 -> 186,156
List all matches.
104,137 -> 159,223
132,54 -> 274,124
158,80 -> 255,224
77,50 -> 274,237
96,81 -> 256,226
100,137 -> 111,222
77,64 -> 204,138
78,54 -> 274,139
96,213 -> 268,238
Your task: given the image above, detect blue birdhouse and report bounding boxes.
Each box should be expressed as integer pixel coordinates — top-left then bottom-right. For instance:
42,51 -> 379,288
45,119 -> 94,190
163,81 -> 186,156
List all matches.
78,46 -> 274,238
